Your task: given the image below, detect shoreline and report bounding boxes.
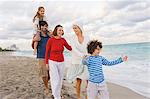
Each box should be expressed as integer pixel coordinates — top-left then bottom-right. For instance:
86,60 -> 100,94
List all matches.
0,54 -> 148,99
107,80 -> 149,98
107,82 -> 148,99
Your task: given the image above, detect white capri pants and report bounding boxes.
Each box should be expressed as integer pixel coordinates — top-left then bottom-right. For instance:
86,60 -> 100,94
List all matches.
49,60 -> 64,99
87,81 -> 109,99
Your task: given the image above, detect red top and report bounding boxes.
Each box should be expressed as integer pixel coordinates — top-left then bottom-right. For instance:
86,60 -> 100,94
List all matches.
45,37 -> 72,64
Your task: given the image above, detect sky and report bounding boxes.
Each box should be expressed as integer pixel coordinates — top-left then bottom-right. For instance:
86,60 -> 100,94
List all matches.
0,0 -> 150,50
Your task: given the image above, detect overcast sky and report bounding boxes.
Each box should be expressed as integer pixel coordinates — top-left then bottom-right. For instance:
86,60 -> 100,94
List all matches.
0,0 -> 150,50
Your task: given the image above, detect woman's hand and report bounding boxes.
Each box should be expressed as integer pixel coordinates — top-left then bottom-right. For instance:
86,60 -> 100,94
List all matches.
83,55 -> 88,58
122,56 -> 128,61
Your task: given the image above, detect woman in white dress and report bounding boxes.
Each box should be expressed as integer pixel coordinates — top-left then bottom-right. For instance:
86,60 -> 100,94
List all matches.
67,23 -> 90,99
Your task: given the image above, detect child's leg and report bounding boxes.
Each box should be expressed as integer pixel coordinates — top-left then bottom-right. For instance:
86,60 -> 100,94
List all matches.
33,41 -> 38,55
33,33 -> 41,55
87,81 -> 98,99
97,84 -> 109,99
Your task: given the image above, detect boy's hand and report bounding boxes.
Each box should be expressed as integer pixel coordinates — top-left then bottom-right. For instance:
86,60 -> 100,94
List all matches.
46,64 -> 49,70
122,56 -> 128,61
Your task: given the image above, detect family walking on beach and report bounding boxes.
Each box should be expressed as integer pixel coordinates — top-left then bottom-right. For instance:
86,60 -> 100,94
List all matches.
32,6 -> 128,99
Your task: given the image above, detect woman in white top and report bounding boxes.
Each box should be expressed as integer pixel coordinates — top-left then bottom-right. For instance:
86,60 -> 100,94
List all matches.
67,23 -> 89,99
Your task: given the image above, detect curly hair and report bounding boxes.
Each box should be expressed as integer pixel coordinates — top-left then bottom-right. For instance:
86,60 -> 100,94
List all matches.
87,40 -> 102,54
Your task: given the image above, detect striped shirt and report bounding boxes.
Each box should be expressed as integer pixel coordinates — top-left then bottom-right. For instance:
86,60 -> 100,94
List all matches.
82,55 -> 123,83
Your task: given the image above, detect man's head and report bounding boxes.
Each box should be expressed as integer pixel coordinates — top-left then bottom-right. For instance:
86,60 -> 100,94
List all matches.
39,21 -> 48,32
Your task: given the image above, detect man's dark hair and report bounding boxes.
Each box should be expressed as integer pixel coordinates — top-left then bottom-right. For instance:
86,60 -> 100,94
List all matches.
87,40 -> 102,54
39,21 -> 48,29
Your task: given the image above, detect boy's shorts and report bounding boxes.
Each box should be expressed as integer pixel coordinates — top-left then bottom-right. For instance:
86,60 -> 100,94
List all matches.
87,81 -> 109,99
37,59 -> 49,78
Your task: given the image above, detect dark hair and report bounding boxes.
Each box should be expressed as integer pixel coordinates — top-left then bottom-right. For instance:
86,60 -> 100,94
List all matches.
53,25 -> 64,36
87,40 -> 102,54
39,21 -> 48,29
33,6 -> 45,22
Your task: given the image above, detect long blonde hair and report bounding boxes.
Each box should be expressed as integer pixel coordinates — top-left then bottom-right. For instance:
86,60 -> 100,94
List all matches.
33,6 -> 45,22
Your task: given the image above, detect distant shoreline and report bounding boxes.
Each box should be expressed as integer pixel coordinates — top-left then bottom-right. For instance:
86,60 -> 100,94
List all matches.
0,50 -> 16,52
0,44 -> 19,52
0,47 -> 17,52
104,41 -> 150,46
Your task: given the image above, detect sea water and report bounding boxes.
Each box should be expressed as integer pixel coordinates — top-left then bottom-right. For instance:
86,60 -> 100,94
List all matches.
11,42 -> 150,98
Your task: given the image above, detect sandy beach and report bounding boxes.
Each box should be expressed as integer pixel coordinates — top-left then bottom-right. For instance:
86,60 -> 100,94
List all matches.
0,53 -> 148,99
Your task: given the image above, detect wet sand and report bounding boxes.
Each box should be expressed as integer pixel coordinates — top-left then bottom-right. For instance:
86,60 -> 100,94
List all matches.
0,53 -> 148,99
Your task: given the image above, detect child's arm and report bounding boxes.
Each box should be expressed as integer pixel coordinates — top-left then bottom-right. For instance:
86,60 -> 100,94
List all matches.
102,56 -> 126,66
43,16 -> 48,22
45,38 -> 51,64
33,17 -> 39,34
63,38 -> 72,51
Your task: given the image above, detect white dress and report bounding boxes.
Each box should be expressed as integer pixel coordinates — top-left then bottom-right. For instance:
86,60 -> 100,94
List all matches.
66,35 -> 90,83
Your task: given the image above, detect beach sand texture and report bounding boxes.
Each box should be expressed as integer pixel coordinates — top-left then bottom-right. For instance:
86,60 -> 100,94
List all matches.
0,54 -> 148,99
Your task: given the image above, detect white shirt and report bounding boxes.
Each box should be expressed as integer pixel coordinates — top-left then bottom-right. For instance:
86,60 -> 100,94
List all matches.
71,35 -> 90,64
33,16 -> 47,34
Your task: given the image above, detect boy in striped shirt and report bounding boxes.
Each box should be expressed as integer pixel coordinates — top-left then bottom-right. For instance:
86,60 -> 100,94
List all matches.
82,40 -> 128,99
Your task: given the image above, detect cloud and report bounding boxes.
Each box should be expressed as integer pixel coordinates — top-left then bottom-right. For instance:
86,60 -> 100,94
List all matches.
0,0 -> 149,50
107,0 -> 144,10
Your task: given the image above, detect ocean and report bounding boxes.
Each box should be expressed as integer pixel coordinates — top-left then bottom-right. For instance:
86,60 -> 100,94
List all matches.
11,42 -> 150,98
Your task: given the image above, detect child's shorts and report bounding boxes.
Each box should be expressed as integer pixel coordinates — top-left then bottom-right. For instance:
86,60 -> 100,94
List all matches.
87,81 -> 109,99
